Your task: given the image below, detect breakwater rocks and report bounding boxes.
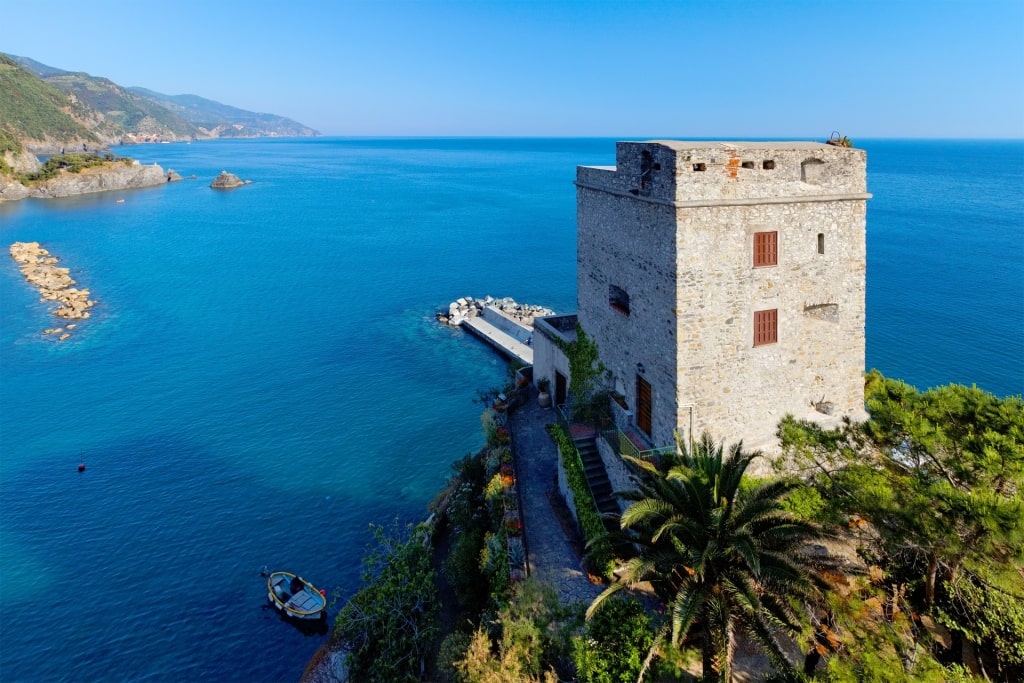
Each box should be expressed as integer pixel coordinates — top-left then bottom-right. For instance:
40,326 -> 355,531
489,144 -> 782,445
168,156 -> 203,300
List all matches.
438,296 -> 555,327
9,242 -> 96,340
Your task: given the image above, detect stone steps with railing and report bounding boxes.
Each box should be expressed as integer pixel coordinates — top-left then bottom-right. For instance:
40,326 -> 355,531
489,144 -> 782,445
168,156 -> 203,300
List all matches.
573,434 -> 619,530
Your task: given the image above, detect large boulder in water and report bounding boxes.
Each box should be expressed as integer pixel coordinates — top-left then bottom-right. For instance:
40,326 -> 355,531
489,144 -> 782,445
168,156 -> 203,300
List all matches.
210,170 -> 245,189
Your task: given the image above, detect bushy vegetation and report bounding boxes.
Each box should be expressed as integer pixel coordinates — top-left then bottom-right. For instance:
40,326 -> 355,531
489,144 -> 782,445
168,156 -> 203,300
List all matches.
778,372 -> 1023,681
442,452 -> 499,613
0,126 -> 21,157
548,423 -> 615,578
592,432 -> 827,682
572,595 -> 654,683
553,322 -> 609,421
15,152 -> 131,185
455,579 -> 579,682
0,54 -> 97,144
328,371 -> 1020,682
331,520 -> 439,682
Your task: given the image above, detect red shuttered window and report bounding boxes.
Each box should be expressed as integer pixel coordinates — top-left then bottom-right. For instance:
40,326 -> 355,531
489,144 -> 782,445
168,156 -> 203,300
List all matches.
754,231 -> 778,267
754,309 -> 778,346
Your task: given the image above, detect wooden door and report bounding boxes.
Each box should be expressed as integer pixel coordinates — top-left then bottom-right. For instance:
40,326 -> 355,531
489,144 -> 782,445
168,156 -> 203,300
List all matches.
636,375 -> 652,436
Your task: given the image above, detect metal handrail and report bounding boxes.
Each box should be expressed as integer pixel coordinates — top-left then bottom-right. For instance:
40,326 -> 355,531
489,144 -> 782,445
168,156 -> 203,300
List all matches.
600,425 -> 675,461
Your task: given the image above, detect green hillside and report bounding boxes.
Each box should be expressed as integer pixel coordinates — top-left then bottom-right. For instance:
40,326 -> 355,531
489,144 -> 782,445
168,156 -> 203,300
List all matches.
0,52 -> 317,152
130,88 -> 318,137
0,54 -> 97,152
2,53 -> 318,145
45,73 -> 197,139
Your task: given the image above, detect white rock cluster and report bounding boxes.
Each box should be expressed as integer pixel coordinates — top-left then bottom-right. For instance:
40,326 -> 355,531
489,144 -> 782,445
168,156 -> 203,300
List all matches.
439,296 -> 555,327
9,242 -> 97,340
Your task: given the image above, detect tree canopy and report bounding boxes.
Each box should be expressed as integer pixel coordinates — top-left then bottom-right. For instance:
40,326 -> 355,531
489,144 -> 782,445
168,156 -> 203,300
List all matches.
590,432 -> 827,682
779,372 -> 1024,681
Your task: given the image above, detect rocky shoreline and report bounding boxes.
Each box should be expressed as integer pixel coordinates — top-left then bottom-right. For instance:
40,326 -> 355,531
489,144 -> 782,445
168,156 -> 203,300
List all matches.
0,156 -> 171,201
437,295 -> 555,327
9,242 -> 96,341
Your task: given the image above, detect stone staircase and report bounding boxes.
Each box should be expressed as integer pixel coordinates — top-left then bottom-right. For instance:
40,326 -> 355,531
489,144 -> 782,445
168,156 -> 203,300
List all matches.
573,434 -> 619,531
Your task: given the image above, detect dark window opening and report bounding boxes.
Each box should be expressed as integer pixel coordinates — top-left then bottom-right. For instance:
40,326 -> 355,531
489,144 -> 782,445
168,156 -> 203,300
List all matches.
754,231 -> 778,267
762,160 -> 776,170
817,233 -> 825,254
754,309 -> 778,346
555,371 -> 568,407
636,375 -> 653,436
741,161 -> 755,169
609,284 -> 630,316
693,163 -> 707,172
640,150 -> 653,194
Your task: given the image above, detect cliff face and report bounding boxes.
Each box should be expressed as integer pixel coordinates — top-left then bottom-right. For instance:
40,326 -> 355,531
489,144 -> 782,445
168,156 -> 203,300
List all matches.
0,161 -> 168,201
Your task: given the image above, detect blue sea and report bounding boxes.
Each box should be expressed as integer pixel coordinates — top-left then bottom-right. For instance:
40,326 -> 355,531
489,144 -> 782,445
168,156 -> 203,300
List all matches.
1,138 -> 1021,682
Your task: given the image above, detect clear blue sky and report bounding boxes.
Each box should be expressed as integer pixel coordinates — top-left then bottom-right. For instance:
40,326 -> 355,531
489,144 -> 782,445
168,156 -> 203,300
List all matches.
4,0 -> 1022,137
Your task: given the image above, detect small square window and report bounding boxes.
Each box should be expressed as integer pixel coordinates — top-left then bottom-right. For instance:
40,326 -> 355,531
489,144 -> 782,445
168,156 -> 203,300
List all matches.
753,231 -> 778,267
762,160 -> 776,170
693,163 -> 707,172
754,309 -> 778,346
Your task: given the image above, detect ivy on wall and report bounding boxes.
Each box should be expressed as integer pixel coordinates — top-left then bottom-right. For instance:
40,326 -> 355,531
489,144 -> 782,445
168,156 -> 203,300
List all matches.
549,423 -> 615,578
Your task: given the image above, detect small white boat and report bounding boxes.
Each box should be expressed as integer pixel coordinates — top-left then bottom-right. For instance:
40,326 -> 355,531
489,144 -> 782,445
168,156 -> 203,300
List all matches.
267,571 -> 327,620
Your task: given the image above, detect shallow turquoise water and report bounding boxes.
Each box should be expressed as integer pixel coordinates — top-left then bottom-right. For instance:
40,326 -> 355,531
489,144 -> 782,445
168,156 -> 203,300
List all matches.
0,138 -> 1021,681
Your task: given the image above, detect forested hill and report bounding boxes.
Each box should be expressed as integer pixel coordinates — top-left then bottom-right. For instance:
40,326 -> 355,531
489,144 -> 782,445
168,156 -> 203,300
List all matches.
0,53 -> 318,153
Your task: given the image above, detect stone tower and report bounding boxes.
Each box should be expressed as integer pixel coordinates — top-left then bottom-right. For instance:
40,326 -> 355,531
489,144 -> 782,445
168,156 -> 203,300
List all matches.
572,140 -> 869,455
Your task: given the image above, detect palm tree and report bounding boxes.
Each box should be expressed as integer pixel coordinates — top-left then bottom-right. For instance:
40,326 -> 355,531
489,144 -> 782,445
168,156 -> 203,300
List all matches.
587,432 -> 827,682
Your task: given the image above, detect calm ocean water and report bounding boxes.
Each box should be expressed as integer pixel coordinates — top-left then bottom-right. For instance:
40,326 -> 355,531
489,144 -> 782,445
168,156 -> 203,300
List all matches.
1,138 -> 1021,681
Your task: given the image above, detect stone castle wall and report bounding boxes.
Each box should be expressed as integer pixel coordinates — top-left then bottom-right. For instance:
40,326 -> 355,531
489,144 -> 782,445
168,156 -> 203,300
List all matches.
576,141 -> 869,454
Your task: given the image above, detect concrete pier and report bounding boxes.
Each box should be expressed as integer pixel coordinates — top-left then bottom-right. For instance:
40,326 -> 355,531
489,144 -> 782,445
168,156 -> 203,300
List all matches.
462,314 -> 534,365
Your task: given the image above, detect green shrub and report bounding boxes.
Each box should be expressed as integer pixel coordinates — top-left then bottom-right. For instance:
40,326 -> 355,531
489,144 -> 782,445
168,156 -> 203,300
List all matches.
14,152 -> 136,185
0,126 -> 21,156
549,423 -> 615,578
443,456 -> 490,612
573,596 -> 654,683
333,520 -> 439,682
455,579 -> 579,682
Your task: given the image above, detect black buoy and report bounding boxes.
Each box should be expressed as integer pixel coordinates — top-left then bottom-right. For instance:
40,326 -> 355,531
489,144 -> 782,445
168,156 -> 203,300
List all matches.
77,463 -> 86,473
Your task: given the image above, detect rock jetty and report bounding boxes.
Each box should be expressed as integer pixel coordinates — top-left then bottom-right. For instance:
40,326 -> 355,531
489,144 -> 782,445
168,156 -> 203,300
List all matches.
9,242 -> 96,339
438,296 -> 555,327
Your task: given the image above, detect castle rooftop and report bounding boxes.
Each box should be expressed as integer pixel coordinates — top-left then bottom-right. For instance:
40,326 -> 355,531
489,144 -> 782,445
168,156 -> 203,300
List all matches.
577,139 -> 870,205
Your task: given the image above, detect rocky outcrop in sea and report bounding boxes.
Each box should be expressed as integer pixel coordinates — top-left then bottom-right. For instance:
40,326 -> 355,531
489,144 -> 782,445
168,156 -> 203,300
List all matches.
210,170 -> 249,189
9,242 -> 97,340
438,296 -> 555,327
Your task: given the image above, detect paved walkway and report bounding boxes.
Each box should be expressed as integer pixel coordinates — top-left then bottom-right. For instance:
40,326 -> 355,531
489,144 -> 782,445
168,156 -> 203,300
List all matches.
509,390 -> 604,605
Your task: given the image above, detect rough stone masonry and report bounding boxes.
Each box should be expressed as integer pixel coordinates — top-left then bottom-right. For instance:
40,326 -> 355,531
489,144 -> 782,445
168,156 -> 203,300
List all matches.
572,140 -> 870,457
